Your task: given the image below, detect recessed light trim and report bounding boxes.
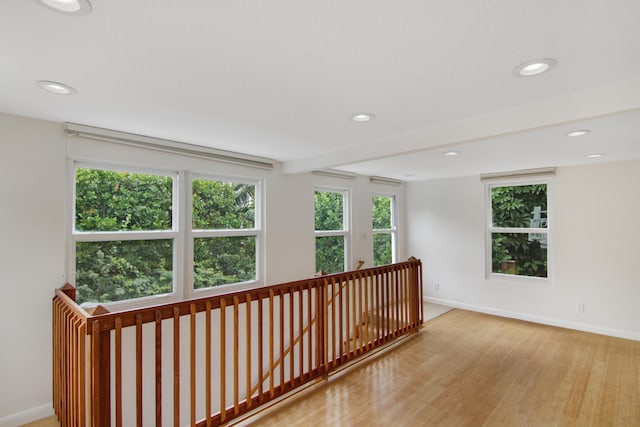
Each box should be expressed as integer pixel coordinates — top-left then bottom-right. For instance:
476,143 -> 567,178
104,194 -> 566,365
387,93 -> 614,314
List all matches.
36,80 -> 77,95
513,58 -> 557,77
351,113 -> 375,122
38,0 -> 92,15
585,153 -> 604,159
444,151 -> 460,156
567,130 -> 590,137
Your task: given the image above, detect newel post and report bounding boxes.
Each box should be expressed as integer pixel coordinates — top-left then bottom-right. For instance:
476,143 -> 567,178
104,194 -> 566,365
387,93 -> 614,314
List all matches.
60,283 -> 77,302
408,257 -> 423,327
88,305 -> 111,427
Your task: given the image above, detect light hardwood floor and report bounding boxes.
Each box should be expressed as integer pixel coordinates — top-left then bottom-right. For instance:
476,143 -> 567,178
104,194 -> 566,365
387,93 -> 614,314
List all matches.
24,309 -> 640,426
242,309 -> 640,426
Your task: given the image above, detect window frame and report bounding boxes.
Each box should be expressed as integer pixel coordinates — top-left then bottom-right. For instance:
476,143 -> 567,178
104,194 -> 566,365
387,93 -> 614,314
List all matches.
372,193 -> 398,266
69,161 -> 263,310
485,178 -> 551,282
314,186 -> 351,274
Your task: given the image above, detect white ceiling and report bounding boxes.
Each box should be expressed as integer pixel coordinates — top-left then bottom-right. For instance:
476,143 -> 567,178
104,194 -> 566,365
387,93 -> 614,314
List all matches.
1,0 -> 639,181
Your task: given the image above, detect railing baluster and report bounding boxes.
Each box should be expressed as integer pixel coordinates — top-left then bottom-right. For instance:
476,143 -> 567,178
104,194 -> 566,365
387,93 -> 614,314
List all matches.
330,277 -> 336,367
298,286 -> 304,382
219,299 -> 226,423
190,304 -> 197,426
155,310 -> 162,426
307,282 -> 312,375
358,272 -> 363,353
323,279 -> 329,371
136,314 -> 143,427
233,295 -> 240,415
70,314 -> 76,427
246,294 -> 252,409
338,276 -> 344,362
268,289 -> 274,398
345,276 -> 350,358
79,322 -> 86,427
385,269 -> 390,340
257,292 -> 264,403
395,268 -> 400,336
115,317 -> 122,427
352,274 -> 357,356
205,301 -> 212,426
173,307 -> 180,427
289,288 -> 294,386
364,273 -> 370,350
279,289 -> 285,391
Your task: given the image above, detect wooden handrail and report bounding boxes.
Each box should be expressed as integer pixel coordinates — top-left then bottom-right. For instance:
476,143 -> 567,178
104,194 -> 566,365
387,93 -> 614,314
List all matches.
53,258 -> 423,427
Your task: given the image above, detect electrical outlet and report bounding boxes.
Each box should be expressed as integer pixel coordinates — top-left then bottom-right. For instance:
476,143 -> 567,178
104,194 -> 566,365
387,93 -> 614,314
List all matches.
576,303 -> 585,313
434,282 -> 440,291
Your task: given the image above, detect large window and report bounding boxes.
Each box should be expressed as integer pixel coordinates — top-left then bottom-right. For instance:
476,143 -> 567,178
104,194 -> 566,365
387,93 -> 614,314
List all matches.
72,164 -> 261,305
372,194 -> 397,266
488,182 -> 549,279
314,189 -> 349,274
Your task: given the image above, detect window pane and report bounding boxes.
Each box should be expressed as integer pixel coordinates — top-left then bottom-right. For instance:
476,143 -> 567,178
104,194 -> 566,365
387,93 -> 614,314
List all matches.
193,179 -> 255,229
194,236 -> 256,289
75,168 -> 173,232
315,191 -> 344,231
491,232 -> 547,277
76,239 -> 173,304
372,196 -> 392,229
315,236 -> 345,274
373,233 -> 392,266
491,184 -> 547,228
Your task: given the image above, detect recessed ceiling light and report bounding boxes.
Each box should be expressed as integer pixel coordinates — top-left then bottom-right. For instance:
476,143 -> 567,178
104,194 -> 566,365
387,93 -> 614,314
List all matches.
36,80 -> 77,95
567,130 -> 590,137
513,58 -> 557,77
351,113 -> 375,122
444,151 -> 460,156
38,0 -> 92,15
585,153 -> 604,159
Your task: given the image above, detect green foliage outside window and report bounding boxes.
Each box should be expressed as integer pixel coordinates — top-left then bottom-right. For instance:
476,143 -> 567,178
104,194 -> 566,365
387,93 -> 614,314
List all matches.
76,239 -> 173,303
491,184 -> 548,278
75,168 -> 173,231
372,195 -> 393,266
193,179 -> 257,288
373,234 -> 392,266
315,236 -> 345,275
314,191 -> 344,231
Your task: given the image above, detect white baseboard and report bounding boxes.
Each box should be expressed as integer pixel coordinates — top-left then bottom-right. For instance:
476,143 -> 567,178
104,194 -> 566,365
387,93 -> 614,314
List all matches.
424,296 -> 640,342
0,403 -> 54,427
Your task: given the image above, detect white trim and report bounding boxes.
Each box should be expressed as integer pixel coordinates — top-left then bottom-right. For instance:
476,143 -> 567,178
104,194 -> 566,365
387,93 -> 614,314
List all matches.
0,403 -> 54,427
64,122 -> 274,170
480,167 -> 556,181
370,176 -> 402,186
423,296 -> 640,342
311,169 -> 357,180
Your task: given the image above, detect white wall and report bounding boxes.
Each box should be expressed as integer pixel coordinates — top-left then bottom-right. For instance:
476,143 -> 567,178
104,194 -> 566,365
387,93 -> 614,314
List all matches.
406,160 -> 640,340
0,113 -> 405,425
0,114 -> 66,425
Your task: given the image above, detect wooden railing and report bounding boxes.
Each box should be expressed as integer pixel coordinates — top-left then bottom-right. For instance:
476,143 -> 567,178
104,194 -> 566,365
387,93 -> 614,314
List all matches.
53,258 -> 423,426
